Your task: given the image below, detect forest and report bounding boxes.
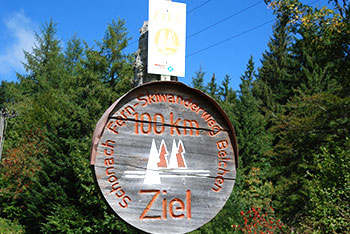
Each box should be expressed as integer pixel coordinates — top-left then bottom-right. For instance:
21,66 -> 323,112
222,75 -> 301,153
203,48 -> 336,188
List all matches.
0,0 -> 349,233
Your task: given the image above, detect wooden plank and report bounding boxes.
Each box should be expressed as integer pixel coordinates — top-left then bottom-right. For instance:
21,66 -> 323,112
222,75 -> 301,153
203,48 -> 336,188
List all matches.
91,81 -> 238,234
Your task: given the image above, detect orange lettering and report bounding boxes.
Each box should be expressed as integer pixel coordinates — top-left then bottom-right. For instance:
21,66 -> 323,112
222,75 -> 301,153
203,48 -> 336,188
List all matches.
110,182 -> 121,193
196,107 -> 204,114
137,93 -> 148,107
170,112 -> 181,136
190,103 -> 199,112
115,189 -> 125,198
215,176 -> 224,185
139,190 -> 191,220
104,148 -> 114,156
218,161 -> 227,168
106,167 -> 115,176
162,190 -> 167,219
217,140 -> 228,150
139,190 -> 161,220
125,105 -> 135,115
218,150 -> 227,158
154,113 -> 165,135
147,93 -> 158,104
218,168 -> 229,176
157,93 -> 167,103
169,198 -> 185,219
201,111 -> 212,121
107,121 -> 119,135
108,174 -> 117,182
104,158 -> 114,166
183,98 -> 192,108
186,190 -> 191,219
176,95 -> 184,105
212,182 -> 222,192
183,119 -> 199,136
168,94 -> 175,103
119,196 -> 132,208
102,139 -> 115,148
141,113 -> 152,135
208,119 -> 216,127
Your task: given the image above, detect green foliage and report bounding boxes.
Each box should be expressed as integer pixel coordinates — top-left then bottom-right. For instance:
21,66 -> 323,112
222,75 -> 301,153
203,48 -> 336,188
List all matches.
1,1 -> 350,232
0,217 -> 24,234
270,93 -> 350,225
191,66 -> 206,92
0,129 -> 46,198
219,74 -> 235,103
0,18 -> 134,233
300,141 -> 350,233
251,2 -> 350,232
256,12 -> 294,107
237,57 -> 272,172
206,73 -> 219,100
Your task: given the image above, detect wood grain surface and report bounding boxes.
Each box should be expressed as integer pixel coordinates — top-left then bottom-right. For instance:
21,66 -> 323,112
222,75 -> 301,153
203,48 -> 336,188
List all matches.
91,81 -> 238,234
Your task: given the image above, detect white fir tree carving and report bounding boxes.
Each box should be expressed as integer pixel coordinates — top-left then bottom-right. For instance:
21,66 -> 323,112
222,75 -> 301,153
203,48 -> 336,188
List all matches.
143,139 -> 161,184
168,139 -> 187,169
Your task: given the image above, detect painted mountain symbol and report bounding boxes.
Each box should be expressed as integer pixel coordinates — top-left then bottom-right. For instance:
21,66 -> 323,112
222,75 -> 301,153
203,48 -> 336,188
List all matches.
124,139 -> 209,185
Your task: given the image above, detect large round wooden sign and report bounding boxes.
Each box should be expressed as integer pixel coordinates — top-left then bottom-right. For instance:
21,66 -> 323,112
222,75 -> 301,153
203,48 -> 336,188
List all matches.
90,81 -> 238,233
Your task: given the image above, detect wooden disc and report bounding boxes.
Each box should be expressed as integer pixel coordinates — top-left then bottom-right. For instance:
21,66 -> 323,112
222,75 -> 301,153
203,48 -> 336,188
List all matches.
90,81 -> 238,233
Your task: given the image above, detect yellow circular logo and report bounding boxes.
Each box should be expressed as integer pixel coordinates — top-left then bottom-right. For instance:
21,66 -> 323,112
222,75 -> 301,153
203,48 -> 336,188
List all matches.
155,28 -> 179,55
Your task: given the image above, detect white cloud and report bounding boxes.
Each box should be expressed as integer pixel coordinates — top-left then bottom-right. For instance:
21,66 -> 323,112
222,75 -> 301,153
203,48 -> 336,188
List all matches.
0,10 -> 36,76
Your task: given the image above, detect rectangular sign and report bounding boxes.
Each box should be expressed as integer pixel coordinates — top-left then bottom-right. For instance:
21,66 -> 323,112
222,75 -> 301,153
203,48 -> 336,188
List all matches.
148,0 -> 186,77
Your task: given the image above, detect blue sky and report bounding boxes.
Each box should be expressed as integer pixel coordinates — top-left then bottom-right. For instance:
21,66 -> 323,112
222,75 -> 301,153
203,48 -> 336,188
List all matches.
0,0 -> 328,90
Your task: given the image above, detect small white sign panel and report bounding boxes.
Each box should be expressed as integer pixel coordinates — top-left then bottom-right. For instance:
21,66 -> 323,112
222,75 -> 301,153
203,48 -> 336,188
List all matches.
148,0 -> 186,77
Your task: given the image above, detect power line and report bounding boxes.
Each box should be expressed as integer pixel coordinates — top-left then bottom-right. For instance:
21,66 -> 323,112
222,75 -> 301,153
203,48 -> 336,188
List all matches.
129,0 -> 322,49
187,0 -> 263,39
187,0 -> 211,14
129,38 -> 138,46
128,0 -> 212,47
186,0 -> 323,58
186,19 -> 275,58
309,0 -> 321,5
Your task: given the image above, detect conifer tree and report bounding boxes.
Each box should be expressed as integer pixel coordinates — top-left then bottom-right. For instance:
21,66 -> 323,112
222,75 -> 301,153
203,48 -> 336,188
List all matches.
237,56 -> 271,172
99,19 -> 133,96
233,57 -> 273,216
254,13 -> 294,112
206,73 -> 218,100
191,66 -> 206,92
262,1 -> 350,231
0,18 -> 136,233
219,74 -> 235,103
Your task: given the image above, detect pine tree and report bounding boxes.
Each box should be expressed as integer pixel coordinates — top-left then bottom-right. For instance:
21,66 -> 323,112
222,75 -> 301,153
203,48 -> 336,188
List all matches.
0,19 -> 136,233
18,20 -> 65,94
233,57 -> 273,217
219,74 -> 235,103
237,56 -> 271,171
255,13 -> 294,109
191,66 -> 206,91
206,73 -> 218,100
261,1 -> 350,231
99,19 -> 133,96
